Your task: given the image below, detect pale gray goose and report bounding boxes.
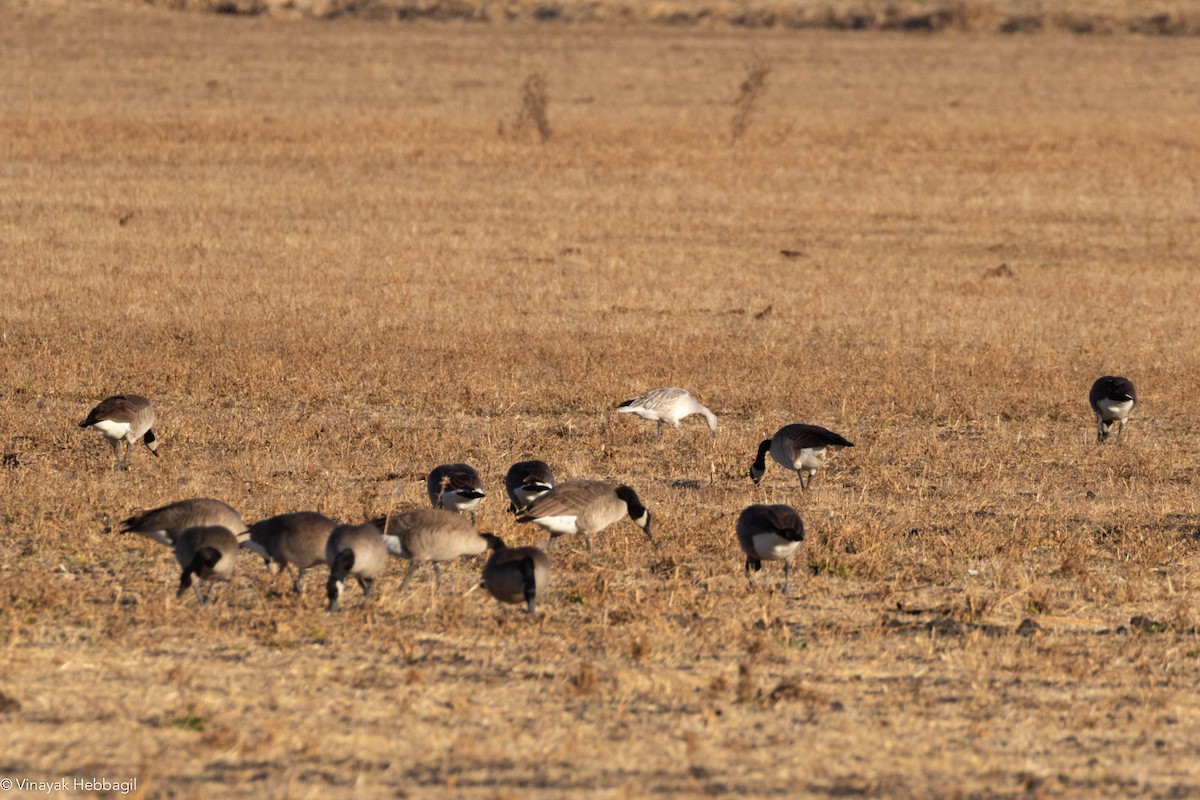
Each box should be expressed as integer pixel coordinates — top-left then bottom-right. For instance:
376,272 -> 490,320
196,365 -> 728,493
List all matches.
616,387 -> 717,437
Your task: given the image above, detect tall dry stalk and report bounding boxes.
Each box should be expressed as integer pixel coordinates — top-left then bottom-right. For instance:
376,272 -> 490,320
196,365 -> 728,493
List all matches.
731,58 -> 770,143
511,72 -> 552,143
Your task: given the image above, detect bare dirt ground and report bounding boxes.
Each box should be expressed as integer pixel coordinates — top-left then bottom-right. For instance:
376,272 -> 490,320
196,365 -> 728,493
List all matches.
2,3 -> 1200,798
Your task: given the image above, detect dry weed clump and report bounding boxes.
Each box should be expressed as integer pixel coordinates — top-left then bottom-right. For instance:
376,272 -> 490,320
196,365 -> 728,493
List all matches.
502,72 -> 552,143
730,58 -> 770,143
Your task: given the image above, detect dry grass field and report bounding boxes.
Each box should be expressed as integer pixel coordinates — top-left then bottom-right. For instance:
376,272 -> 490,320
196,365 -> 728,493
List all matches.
3,3 -> 1200,798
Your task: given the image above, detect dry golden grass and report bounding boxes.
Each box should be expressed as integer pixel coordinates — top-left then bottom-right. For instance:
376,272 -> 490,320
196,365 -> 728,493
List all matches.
3,3 -> 1200,797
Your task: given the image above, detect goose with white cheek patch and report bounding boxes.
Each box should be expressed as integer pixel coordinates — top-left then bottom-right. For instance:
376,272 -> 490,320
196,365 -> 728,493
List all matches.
426,463 -> 486,522
325,522 -> 388,612
736,504 -> 805,593
616,387 -> 717,438
516,480 -> 652,555
750,424 -> 854,491
504,459 -> 556,514
1089,376 -> 1136,444
79,394 -> 159,469
174,525 -> 240,606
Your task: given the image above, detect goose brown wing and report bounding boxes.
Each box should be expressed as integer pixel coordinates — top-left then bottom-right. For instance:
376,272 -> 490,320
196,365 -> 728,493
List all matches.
506,460 -> 555,492
81,394 -> 150,426
757,504 -> 803,534
523,480 -> 611,518
1089,376 -> 1136,408
780,423 -> 854,449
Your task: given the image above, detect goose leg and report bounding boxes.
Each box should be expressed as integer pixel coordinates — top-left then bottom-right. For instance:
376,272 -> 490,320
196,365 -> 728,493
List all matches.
397,561 -> 420,594
515,558 -> 537,614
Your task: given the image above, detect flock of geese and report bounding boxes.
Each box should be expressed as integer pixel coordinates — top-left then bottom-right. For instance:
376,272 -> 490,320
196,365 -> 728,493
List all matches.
78,376 -> 1137,613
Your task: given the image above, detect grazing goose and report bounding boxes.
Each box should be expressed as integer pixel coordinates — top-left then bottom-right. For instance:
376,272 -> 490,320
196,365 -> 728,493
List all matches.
174,525 -> 240,605
121,498 -> 254,550
504,459 -> 556,513
736,504 -> 805,593
750,424 -> 854,490
325,522 -> 387,612
1090,376 -> 1137,443
426,463 -> 486,521
79,394 -> 159,468
616,387 -> 718,437
482,538 -> 551,614
372,508 -> 502,595
516,480 -> 652,554
248,512 -> 338,596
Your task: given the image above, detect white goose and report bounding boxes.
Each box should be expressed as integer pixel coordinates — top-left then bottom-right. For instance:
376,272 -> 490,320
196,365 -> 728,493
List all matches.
616,387 -> 717,437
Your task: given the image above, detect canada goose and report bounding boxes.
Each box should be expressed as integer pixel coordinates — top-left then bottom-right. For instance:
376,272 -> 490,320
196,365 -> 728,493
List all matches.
121,498 -> 255,550
482,538 -> 551,614
372,508 -> 502,595
516,480 -> 652,554
750,424 -> 855,490
1090,376 -> 1137,443
325,522 -> 387,612
426,463 -> 486,521
248,512 -> 338,595
79,394 -> 159,468
736,504 -> 805,593
174,525 -> 240,605
504,459 -> 556,513
616,387 -> 717,437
